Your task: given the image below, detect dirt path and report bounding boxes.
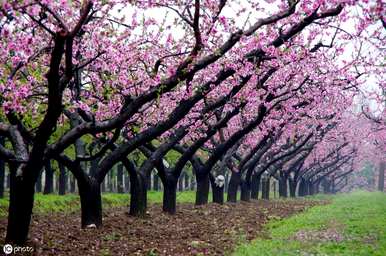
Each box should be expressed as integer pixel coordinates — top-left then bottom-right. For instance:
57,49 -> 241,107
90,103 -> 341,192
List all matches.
0,199 -> 325,255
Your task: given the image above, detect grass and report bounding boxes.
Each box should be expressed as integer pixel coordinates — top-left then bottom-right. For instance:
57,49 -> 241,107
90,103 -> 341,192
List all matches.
0,190 -> 197,218
0,189 -> 297,218
233,191 -> 386,256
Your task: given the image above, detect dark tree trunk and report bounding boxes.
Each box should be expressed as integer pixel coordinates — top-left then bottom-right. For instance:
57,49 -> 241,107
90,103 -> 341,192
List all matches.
261,177 -> 270,200
184,172 -> 189,191
108,170 -> 114,193
6,171 -> 10,190
125,171 -> 130,192
251,173 -> 260,200
298,179 -> 304,196
190,176 -> 197,191
278,174 -> 288,198
70,174 -> 76,193
309,182 -> 315,195
378,162 -> 385,192
224,172 -> 229,192
117,164 -> 124,193
6,164 -> 35,245
101,177 -> 106,192
227,172 -> 240,203
289,178 -> 297,197
78,178 -> 102,228
0,137 -> 5,198
315,181 -> 320,194
58,162 -> 67,195
146,172 -> 151,191
129,172 -> 148,216
43,161 -> 54,194
298,178 -> 307,196
322,179 -> 330,194
305,180 -> 310,195
90,158 -> 99,177
210,175 -> 224,204
212,184 -> 224,204
178,173 -> 184,192
153,173 -> 159,191
162,178 -> 177,214
195,172 -> 209,205
273,181 -> 277,198
240,180 -> 251,202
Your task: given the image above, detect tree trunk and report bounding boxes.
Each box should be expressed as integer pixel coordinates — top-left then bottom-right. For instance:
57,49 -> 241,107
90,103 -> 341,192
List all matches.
298,178 -> 307,196
6,164 -> 35,245
195,172 -> 209,205
6,171 -> 10,189
117,164 -> 124,193
224,172 -> 229,192
125,171 -> 130,192
162,179 -> 177,214
190,176 -> 195,190
178,173 -> 184,192
58,162 -> 67,195
314,181 -> 320,194
108,170 -> 114,192
279,174 -> 288,198
273,181 -> 277,198
304,180 -> 310,195
261,177 -> 270,200
289,178 -> 296,197
211,176 -> 224,204
153,173 -> 159,191
322,179 -> 330,194
70,174 -> 76,193
184,173 -> 189,191
378,162 -> 385,192
240,181 -> 251,202
129,172 -> 148,217
78,178 -> 102,228
250,173 -> 260,200
101,177 -> 106,192
146,172 -> 151,191
309,182 -> 315,195
43,161 -> 54,194
227,172 -> 240,203
307,181 -> 315,195
0,137 -> 5,198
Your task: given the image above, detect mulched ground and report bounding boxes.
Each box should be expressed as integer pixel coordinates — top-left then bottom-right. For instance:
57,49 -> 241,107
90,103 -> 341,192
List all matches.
0,199 -> 326,256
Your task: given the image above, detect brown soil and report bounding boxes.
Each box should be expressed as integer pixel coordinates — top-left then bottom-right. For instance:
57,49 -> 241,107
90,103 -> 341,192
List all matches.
0,199 -> 325,256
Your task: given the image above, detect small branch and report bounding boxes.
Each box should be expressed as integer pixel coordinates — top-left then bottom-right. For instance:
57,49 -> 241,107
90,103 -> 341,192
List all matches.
70,0 -> 93,37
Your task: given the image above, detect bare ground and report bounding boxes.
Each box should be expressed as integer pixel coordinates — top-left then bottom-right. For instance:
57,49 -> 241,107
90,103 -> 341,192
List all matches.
0,199 -> 325,256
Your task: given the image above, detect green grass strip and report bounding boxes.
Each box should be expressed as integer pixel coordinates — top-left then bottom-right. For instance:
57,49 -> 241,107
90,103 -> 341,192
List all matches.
0,191 -> 197,218
233,191 -> 386,256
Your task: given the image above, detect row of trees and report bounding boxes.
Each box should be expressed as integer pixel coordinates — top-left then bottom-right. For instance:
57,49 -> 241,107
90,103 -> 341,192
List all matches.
0,163 -> 197,196
0,0 -> 385,245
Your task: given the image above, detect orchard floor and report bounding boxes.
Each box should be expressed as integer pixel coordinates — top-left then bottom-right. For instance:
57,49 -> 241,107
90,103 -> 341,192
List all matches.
0,196 -> 322,256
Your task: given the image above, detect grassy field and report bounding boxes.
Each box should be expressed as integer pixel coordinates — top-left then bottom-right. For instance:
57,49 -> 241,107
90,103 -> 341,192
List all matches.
233,191 -> 386,256
0,191 -> 197,218
0,190 -> 286,218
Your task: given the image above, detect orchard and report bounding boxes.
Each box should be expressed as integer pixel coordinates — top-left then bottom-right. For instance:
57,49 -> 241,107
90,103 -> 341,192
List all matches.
0,0 -> 385,255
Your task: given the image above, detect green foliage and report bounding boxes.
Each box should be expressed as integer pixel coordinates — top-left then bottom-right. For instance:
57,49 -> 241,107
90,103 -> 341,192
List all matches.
0,191 -> 197,218
233,191 -> 386,256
